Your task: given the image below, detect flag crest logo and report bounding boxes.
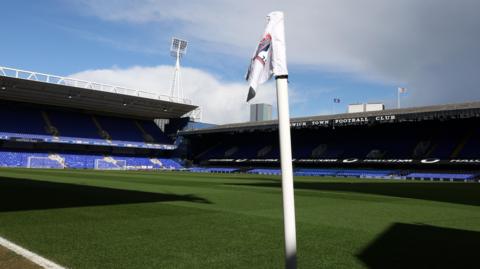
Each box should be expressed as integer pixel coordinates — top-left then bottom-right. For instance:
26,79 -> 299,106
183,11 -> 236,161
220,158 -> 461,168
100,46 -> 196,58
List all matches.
245,33 -> 273,102
255,34 -> 272,65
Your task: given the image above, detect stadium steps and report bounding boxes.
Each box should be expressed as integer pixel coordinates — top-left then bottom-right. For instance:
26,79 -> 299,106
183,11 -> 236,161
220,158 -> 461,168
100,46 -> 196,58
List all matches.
225,146 -> 239,157
134,120 -> 155,143
312,144 -> 327,158
91,115 -> 112,142
366,149 -> 386,158
425,142 -> 438,158
49,153 -> 66,168
149,158 -> 163,167
451,129 -> 474,158
412,140 -> 432,158
195,142 -> 224,160
98,156 -> 126,169
41,111 -> 60,138
103,156 -> 116,163
257,145 -> 272,157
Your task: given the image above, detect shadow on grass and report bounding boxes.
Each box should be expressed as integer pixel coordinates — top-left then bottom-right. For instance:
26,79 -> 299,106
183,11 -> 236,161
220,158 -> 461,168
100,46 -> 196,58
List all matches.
227,181 -> 480,206
0,176 -> 210,212
357,223 -> 480,268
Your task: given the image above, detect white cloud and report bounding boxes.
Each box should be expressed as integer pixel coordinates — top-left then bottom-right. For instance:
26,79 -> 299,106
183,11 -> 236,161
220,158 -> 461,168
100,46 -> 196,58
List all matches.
73,0 -> 480,107
70,65 -> 276,124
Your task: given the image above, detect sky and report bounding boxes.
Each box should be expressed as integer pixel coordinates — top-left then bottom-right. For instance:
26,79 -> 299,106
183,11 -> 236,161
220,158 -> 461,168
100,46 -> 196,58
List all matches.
1,0 -> 479,124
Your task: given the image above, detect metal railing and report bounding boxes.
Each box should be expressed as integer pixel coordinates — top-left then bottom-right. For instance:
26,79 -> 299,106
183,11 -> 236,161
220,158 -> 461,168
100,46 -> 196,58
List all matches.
0,66 -> 192,105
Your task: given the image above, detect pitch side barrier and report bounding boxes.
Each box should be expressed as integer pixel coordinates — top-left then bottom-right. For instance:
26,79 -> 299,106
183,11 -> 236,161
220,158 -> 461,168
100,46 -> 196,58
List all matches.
186,166 -> 477,181
207,158 -> 480,169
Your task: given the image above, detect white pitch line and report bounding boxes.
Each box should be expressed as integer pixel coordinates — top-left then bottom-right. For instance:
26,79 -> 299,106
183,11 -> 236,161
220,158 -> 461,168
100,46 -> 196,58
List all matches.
0,236 -> 66,269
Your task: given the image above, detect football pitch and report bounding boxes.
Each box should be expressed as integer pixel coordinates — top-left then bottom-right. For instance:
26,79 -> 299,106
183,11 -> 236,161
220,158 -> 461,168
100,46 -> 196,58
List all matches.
0,168 -> 479,269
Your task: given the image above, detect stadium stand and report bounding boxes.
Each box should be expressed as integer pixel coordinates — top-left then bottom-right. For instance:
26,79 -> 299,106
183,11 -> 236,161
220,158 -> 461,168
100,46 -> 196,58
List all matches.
181,102 -> 480,181
188,122 -> 469,161
95,115 -> 144,142
47,109 -> 101,139
0,67 -> 201,170
0,100 -> 181,150
0,148 -> 183,170
1,66 -> 480,181
185,120 -> 480,162
139,120 -> 172,144
0,104 -> 47,138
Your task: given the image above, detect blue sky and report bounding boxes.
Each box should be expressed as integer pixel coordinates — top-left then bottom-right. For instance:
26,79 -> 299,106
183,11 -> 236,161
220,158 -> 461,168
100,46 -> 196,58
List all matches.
1,0 -> 478,123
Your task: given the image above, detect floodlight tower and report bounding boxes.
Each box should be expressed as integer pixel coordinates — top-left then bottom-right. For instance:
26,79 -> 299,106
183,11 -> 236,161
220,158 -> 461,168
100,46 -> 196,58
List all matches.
170,37 -> 188,101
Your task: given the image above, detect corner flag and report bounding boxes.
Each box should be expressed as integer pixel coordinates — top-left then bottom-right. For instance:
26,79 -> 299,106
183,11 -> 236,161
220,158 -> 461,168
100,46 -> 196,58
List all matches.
245,12 -> 288,101
246,11 -> 297,269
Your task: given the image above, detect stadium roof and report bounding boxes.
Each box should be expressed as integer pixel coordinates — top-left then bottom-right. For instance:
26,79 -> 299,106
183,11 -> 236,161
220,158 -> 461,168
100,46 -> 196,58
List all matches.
0,66 -> 197,119
182,101 -> 480,135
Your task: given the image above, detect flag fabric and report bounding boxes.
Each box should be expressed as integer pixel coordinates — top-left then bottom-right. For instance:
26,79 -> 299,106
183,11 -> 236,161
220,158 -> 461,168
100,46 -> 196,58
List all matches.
398,87 -> 407,94
246,11 -> 288,102
333,98 -> 341,103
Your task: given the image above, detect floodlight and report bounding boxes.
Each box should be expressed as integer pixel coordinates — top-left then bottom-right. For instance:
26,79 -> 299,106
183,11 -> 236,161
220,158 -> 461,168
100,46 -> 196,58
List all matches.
170,38 -> 188,57
169,37 -> 188,101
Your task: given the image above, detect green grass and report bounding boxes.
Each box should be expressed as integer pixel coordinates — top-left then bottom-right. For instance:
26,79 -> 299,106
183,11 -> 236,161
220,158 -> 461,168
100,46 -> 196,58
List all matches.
0,168 -> 479,268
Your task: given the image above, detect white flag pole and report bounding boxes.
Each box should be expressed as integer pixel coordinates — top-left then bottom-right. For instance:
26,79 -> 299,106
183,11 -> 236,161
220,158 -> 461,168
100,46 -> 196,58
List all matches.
245,11 -> 297,268
271,11 -> 297,268
276,74 -> 297,269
